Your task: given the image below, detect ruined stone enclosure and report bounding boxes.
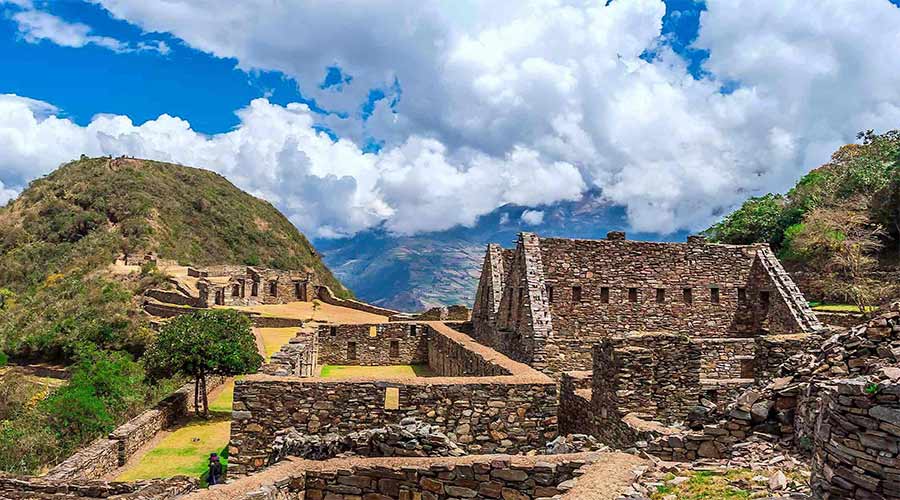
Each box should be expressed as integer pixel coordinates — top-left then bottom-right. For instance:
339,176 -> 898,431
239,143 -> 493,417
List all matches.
230,322 -> 559,476
471,231 -> 821,377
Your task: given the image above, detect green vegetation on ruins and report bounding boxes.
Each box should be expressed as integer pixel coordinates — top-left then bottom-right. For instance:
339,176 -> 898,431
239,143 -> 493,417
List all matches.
0,156 -> 347,360
706,130 -> 900,312
0,156 -> 348,474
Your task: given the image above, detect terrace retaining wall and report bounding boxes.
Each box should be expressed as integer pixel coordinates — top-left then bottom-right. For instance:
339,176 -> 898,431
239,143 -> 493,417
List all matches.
44,377 -> 225,481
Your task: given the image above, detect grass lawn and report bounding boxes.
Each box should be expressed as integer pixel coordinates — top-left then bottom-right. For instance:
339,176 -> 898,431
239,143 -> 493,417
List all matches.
256,327 -> 300,360
809,302 -> 876,313
116,380 -> 235,482
650,469 -> 808,499
319,364 -> 435,378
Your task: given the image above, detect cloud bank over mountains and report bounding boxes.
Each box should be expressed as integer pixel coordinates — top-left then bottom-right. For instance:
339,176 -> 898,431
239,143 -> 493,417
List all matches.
2,0 -> 899,238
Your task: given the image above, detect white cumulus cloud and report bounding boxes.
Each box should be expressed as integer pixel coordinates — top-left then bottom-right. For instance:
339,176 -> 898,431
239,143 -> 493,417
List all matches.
2,0 -> 900,236
5,3 -> 169,54
520,210 -> 544,225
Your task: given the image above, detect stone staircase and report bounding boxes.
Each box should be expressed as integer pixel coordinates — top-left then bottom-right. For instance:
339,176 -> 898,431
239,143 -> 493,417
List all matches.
756,247 -> 823,332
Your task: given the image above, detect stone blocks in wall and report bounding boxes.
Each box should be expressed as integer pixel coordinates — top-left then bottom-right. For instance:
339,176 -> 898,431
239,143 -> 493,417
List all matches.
694,337 -> 756,379
811,379 -> 900,499
235,453 -> 607,500
230,377 -> 558,475
317,323 -> 428,366
558,371 -> 594,435
754,333 -> 820,382
593,332 -> 701,425
0,474 -> 197,499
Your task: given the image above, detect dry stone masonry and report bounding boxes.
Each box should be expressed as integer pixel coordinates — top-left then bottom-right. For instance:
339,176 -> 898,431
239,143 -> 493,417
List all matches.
471,232 -> 821,377
230,323 -> 558,475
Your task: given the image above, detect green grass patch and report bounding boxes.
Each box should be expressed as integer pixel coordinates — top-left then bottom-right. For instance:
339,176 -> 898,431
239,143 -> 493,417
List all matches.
319,364 -> 434,378
810,303 -> 876,313
116,381 -> 234,481
649,469 -> 807,500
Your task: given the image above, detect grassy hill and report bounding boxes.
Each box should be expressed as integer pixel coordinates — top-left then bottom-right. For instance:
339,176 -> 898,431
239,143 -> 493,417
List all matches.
706,129 -> 900,308
0,156 -> 348,360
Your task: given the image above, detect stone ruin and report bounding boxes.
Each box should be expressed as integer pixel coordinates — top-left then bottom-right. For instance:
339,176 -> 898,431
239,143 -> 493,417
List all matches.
11,231 -> 900,500
472,231 -> 821,377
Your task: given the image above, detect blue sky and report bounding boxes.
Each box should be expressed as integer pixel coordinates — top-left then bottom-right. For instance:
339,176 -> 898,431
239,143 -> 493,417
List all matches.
2,0 -> 900,238
0,0 -> 706,136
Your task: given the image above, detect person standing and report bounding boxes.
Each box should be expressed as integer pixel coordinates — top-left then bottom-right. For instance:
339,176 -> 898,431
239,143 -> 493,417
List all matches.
208,453 -> 223,486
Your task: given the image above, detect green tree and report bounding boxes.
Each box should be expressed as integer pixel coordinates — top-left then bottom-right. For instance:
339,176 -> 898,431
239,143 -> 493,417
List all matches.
41,345 -> 147,443
705,194 -> 791,247
144,309 -> 261,417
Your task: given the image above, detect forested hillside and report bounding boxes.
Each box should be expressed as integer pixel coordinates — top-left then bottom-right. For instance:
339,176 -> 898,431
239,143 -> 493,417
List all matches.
706,130 -> 900,309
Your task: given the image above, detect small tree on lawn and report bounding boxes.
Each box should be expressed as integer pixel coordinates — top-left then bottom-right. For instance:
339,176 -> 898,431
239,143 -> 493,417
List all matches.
144,309 -> 262,417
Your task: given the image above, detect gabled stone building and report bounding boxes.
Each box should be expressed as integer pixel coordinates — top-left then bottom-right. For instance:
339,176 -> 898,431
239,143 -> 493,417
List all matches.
471,231 -> 821,376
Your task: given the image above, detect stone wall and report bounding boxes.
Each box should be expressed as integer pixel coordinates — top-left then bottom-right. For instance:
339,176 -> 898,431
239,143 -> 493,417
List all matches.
427,324 -> 512,377
593,332 -> 701,425
316,285 -> 400,317
317,323 -> 428,366
183,453 -> 627,500
811,378 -> 900,499
472,244 -> 514,345
693,337 -> 756,379
230,376 -> 557,475
558,371 -> 593,435
477,232 -> 820,377
263,332 -> 318,377
45,378 -> 225,480
814,310 -> 869,328
753,333 -> 821,382
0,474 -> 196,499
230,325 -> 557,475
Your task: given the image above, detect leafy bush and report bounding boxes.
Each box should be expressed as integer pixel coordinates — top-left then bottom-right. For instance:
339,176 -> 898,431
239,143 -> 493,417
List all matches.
0,351 -> 6,367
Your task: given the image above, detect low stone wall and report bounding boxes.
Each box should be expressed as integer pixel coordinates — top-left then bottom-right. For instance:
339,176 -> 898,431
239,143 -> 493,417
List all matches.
230,375 -> 557,475
316,285 -> 400,317
754,333 -> 820,381
45,377 -> 225,481
814,310 -> 868,328
193,453 -> 617,500
427,324 -> 512,377
393,305 -> 471,322
0,474 -> 197,499
558,371 -> 593,435
811,378 -> 900,499
317,323 -> 428,366
42,438 -> 120,481
693,337 -> 755,379
251,316 -> 304,328
144,288 -> 204,308
230,325 -> 556,475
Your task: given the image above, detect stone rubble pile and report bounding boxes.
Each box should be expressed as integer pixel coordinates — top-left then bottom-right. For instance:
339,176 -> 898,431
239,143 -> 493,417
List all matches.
780,302 -> 900,380
269,417 -> 466,464
543,434 -> 609,455
615,439 -> 812,500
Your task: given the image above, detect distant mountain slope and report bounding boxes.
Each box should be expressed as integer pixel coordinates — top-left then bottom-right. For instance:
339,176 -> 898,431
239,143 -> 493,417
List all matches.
0,156 -> 347,359
318,192 -> 687,311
